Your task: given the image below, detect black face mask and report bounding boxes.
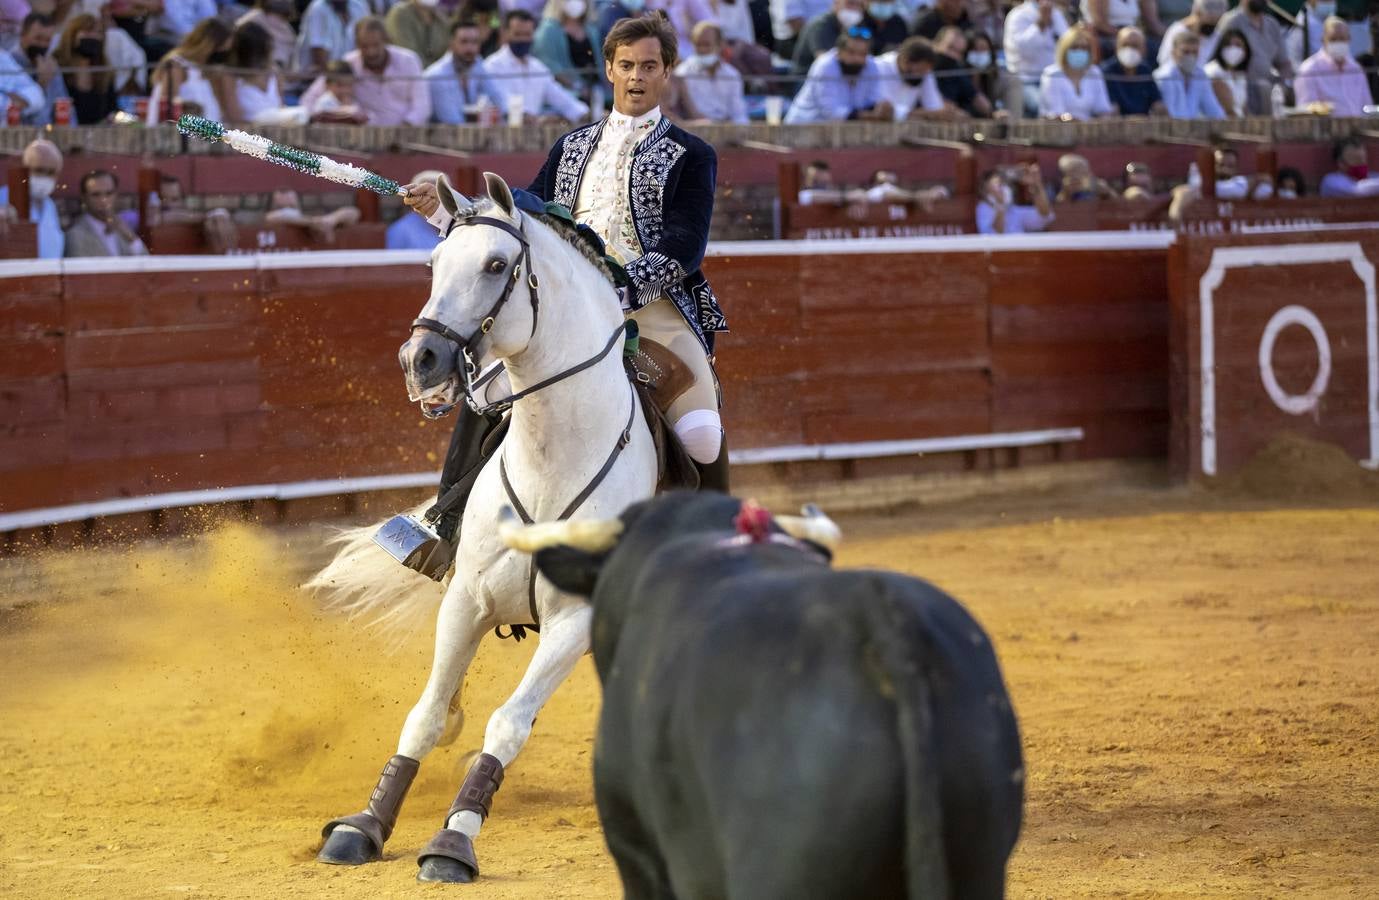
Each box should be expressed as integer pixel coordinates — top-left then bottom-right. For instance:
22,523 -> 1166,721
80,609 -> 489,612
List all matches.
25,44 -> 46,63
903,73 -> 925,86
839,60 -> 864,77
77,38 -> 103,60
1246,0 -> 1266,12
207,50 -> 231,65
1200,22 -> 1215,36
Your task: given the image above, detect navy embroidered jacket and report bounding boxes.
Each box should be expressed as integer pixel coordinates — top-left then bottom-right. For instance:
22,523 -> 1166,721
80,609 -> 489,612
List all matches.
527,116 -> 728,351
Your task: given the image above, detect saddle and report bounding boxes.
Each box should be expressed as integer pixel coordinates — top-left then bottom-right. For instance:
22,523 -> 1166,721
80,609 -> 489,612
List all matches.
626,336 -> 700,493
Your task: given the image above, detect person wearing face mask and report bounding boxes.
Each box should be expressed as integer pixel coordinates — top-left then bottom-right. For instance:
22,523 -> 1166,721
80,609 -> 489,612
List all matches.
1039,24 -> 1114,119
9,12 -> 69,125
931,26 -> 992,115
0,28 -> 44,122
1214,0 -> 1294,114
1318,136 -> 1379,196
1294,15 -> 1371,115
1081,0 -> 1164,63
1273,166 -> 1305,199
673,20 -> 748,123
1103,25 -> 1166,115
533,0 -> 605,99
1004,0 -> 1069,116
483,8 -> 589,122
875,34 -> 953,119
145,18 -> 233,124
1287,0 -> 1332,68
297,0 -> 368,73
791,0 -> 874,74
1203,27 -> 1250,116
236,0 -> 301,71
52,12 -> 116,123
786,26 -> 892,121
1157,0 -> 1224,68
386,0 -> 453,67
1153,29 -> 1224,117
976,162 -> 1053,234
0,139 -> 65,259
300,16 -> 432,125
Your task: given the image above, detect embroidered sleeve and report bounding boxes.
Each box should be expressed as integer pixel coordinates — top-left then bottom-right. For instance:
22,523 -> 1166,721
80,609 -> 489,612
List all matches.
624,138 -> 715,304
624,251 -> 688,308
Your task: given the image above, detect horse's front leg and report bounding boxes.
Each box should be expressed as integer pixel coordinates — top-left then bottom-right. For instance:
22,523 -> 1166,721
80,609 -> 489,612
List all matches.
416,600 -> 593,883
317,585 -> 489,866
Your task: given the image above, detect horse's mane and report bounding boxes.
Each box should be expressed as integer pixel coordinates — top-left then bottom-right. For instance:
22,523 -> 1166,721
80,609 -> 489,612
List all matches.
469,198 -> 617,286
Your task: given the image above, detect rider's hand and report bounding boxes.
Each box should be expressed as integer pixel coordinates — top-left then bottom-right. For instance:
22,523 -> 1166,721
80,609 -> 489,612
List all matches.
404,181 -> 440,219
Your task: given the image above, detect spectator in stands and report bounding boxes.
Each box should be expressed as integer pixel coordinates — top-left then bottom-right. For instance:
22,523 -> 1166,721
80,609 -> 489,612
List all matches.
223,20 -> 304,124
663,0 -> 715,60
1055,152 -> 1118,201
160,0 -> 219,43
265,187 -> 363,243
791,0 -> 869,74
1004,0 -> 1068,116
1214,0 -> 1292,114
1040,24 -> 1114,119
1208,145 -> 1272,198
534,0 -> 603,103
674,20 -> 748,124
915,0 -> 970,40
1104,26 -> 1165,115
11,12 -> 68,125
52,13 -> 116,123
1158,0 -> 1223,68
1081,0 -> 1162,61
386,0 -> 451,67
1274,165 -> 1306,198
484,9 -> 589,122
770,0 -> 832,60
236,0 -> 298,71
298,0 -> 368,72
426,17 -> 505,122
876,35 -> 952,119
1122,159 -> 1155,198
1295,17 -> 1372,116
307,59 -> 368,119
596,0 -> 656,41
707,0 -> 760,51
133,174 -> 239,254
97,2 -> 151,96
1154,29 -> 1223,117
301,16 -> 432,125
388,169 -> 445,249
966,30 -> 1008,115
66,170 -> 148,258
146,18 -> 234,124
933,25 -> 992,116
797,158 -> 844,204
1319,136 -> 1379,197
0,138 -> 64,259
1203,27 -> 1249,117
462,0 -> 502,56
1288,0 -> 1328,69
0,34 -> 43,122
976,161 -> 1054,233
785,26 -> 890,122
862,0 -> 907,53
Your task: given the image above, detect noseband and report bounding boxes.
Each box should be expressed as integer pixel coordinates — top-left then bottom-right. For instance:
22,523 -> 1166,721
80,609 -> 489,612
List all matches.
410,211 -> 624,418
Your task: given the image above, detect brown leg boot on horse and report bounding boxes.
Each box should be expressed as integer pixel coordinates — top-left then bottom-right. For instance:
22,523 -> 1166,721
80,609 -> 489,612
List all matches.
416,752 -> 505,883
318,754 -> 420,864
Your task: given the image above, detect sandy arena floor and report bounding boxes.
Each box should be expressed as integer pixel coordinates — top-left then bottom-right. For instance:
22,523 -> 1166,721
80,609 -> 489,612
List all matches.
1,483 -> 1376,899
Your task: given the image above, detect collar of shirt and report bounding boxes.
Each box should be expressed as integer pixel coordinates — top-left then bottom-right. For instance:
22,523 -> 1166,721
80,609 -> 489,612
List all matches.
605,106 -> 662,134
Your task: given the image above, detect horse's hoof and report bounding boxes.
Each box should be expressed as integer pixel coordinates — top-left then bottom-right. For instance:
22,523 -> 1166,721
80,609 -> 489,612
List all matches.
317,827 -> 379,866
417,856 -> 477,883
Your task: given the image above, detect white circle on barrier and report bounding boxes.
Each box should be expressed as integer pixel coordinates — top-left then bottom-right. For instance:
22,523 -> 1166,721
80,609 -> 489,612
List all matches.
1257,305 -> 1331,415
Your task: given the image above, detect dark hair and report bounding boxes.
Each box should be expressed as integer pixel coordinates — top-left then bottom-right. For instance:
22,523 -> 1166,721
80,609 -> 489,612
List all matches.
325,60 -> 354,79
81,169 -> 118,194
1211,28 -> 1251,71
603,13 -> 679,68
1214,145 -> 1238,160
233,20 -> 273,70
159,173 -> 182,188
451,17 -> 480,34
1333,135 -> 1364,161
1275,166 -> 1306,194
897,35 -> 936,67
806,159 -> 830,171
21,11 -> 54,32
503,9 -> 536,28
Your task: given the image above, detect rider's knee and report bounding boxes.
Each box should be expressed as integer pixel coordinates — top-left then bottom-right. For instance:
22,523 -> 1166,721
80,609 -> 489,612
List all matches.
674,408 -> 723,464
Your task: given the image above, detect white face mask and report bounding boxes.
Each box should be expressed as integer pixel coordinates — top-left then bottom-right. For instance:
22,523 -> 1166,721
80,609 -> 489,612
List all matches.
1221,45 -> 1246,67
415,0 -> 441,7
1326,40 -> 1350,61
563,0 -> 587,18
837,8 -> 864,28
1277,187 -> 1297,198
1116,46 -> 1142,69
1177,52 -> 1198,73
967,50 -> 991,67
28,174 -> 56,201
694,52 -> 719,66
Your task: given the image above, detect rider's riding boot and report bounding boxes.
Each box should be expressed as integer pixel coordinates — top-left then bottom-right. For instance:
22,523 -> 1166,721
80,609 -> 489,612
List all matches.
433,404 -> 504,542
694,433 -> 731,493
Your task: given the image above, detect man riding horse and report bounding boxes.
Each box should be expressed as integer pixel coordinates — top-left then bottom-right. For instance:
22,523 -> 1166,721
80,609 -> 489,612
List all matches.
404,13 -> 728,559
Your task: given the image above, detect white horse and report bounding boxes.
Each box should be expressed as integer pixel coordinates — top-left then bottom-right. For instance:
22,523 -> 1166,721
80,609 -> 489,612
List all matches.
308,172 -> 658,883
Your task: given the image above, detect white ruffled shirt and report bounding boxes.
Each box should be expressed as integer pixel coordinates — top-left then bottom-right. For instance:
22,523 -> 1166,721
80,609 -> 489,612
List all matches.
572,106 -> 662,266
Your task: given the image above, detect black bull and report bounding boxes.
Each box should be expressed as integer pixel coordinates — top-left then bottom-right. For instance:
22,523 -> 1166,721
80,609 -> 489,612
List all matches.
530,492 -> 1025,899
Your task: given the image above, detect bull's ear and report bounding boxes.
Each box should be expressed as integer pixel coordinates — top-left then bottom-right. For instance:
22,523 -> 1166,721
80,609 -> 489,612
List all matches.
534,546 -> 605,596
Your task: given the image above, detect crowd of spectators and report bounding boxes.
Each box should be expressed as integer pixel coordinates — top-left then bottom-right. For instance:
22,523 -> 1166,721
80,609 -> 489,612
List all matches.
1,0 -> 1378,129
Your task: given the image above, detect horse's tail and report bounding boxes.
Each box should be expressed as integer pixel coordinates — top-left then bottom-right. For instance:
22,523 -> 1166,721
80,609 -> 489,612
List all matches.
303,501 -> 446,650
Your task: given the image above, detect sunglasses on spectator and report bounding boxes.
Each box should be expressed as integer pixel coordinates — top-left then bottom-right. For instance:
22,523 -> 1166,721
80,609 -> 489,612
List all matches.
846,26 -> 873,40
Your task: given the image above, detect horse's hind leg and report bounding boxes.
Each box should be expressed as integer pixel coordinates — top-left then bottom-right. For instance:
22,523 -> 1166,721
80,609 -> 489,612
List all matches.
317,587 -> 488,866
416,601 -> 593,883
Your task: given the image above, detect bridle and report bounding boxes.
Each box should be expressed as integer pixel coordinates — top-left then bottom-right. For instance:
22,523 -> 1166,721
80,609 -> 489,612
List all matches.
410,211 -> 624,418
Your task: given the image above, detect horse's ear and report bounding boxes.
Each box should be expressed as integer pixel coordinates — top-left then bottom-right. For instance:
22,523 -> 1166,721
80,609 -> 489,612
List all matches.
436,173 -> 469,219
483,171 -> 515,217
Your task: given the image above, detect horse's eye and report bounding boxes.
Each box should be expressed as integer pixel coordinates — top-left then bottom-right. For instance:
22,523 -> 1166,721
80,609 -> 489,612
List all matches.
488,258 -> 507,274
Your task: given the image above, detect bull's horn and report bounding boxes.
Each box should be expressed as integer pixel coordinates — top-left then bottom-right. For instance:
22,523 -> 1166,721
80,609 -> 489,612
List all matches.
498,506 -> 624,554
775,504 -> 842,550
